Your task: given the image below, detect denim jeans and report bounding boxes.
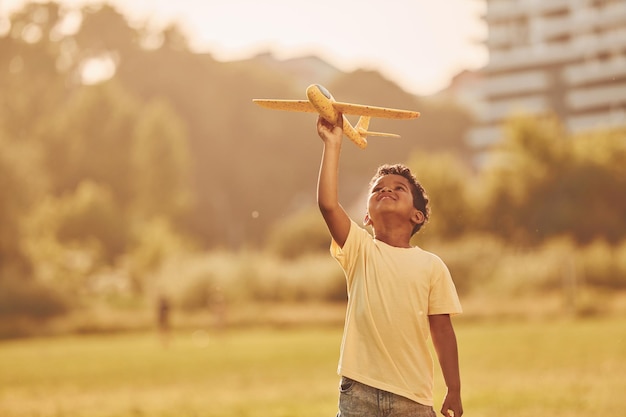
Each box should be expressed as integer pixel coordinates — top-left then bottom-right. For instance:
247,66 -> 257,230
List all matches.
337,376 -> 436,417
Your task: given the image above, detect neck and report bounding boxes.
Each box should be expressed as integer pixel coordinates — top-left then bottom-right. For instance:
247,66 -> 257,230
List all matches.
372,225 -> 413,248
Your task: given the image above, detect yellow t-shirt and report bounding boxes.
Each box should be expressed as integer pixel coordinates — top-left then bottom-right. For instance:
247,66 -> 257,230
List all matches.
331,220 -> 462,406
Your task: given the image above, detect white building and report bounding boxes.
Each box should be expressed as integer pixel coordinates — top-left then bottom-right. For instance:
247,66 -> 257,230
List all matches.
469,0 -> 626,149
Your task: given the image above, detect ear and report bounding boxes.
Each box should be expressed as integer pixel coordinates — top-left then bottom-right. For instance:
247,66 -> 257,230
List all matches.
411,210 -> 425,226
363,213 -> 372,227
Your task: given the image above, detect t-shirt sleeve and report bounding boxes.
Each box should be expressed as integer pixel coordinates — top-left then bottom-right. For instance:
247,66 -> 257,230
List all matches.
331,219 -> 358,264
330,219 -> 366,288
428,256 -> 463,316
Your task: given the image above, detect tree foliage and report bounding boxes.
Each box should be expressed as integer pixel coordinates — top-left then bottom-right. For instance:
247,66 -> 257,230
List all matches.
2,1 -> 624,322
406,151 -> 475,243
265,208 -> 330,259
480,115 -> 626,245
130,98 -> 193,222
0,2 -> 196,317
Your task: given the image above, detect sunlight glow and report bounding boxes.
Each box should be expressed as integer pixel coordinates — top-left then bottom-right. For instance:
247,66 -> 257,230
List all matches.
80,53 -> 117,85
1,0 -> 488,95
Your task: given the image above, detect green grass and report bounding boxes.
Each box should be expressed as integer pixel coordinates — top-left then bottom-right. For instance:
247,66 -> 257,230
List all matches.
455,317 -> 626,417
1,317 -> 625,417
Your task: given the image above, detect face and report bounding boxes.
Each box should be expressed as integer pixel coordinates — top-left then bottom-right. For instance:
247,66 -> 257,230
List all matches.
365,174 -> 424,228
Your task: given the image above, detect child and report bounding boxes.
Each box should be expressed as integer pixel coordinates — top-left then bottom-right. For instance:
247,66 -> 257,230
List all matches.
316,115 -> 463,417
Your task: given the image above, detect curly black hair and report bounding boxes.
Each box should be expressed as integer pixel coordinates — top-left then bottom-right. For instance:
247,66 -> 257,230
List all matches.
369,163 -> 430,235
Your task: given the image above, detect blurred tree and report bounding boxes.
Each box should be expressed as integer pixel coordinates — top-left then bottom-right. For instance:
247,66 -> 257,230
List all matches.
1,3 -> 197,293
478,114 -> 565,243
35,80 -> 139,202
406,151 -> 475,243
116,44 -> 313,247
265,208 -> 330,259
565,128 -> 626,243
0,276 -> 69,322
0,133 -> 48,277
0,3 -> 80,319
130,98 -> 193,223
22,180 -> 126,290
28,80 -> 196,268
74,3 -> 137,53
55,180 -> 128,261
0,2 -> 68,140
480,115 -> 626,245
125,216 -> 192,293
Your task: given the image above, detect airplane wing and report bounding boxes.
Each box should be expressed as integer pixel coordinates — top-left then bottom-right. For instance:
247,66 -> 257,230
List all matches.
333,102 -> 420,120
253,98 -> 420,120
252,99 -> 317,113
359,130 -> 401,138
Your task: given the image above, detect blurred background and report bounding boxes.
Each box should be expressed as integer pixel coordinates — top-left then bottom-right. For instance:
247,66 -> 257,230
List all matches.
1,0 -> 625,331
0,0 -> 625,329
1,0 -> 624,334
1,1 -> 625,416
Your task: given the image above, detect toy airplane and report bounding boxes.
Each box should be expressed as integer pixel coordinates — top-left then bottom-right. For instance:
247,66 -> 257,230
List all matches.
252,84 -> 420,149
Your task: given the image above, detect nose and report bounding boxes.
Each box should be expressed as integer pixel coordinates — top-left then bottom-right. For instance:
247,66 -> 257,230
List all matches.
381,186 -> 391,193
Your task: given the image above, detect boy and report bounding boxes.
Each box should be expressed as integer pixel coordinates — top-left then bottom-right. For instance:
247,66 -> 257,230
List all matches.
316,115 -> 463,417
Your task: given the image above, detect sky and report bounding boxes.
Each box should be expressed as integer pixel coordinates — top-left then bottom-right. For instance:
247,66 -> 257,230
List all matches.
1,0 -> 488,95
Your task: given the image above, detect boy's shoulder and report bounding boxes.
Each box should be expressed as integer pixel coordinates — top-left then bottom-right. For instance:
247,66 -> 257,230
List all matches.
412,246 -> 448,266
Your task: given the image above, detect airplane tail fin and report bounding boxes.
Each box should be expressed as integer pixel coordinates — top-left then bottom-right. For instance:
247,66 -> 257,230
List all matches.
355,116 -> 371,134
356,116 -> 401,139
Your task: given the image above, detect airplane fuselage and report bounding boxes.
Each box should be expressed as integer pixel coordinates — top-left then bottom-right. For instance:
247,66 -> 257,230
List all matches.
306,84 -> 367,148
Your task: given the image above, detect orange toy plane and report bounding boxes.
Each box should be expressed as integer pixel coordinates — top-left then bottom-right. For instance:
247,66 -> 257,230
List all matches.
253,84 -> 420,149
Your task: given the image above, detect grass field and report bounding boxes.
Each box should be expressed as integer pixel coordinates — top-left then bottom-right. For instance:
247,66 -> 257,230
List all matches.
1,317 -> 625,417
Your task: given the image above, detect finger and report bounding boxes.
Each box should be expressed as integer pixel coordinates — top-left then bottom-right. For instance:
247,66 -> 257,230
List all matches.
440,407 -> 454,417
317,116 -> 328,133
447,408 -> 462,417
317,115 -> 332,130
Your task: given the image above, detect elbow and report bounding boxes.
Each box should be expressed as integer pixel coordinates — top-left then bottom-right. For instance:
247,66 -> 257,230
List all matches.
318,203 -> 331,219
317,197 -> 334,214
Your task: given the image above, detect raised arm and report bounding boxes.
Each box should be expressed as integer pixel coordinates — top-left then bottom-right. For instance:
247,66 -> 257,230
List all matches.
316,115 -> 351,247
